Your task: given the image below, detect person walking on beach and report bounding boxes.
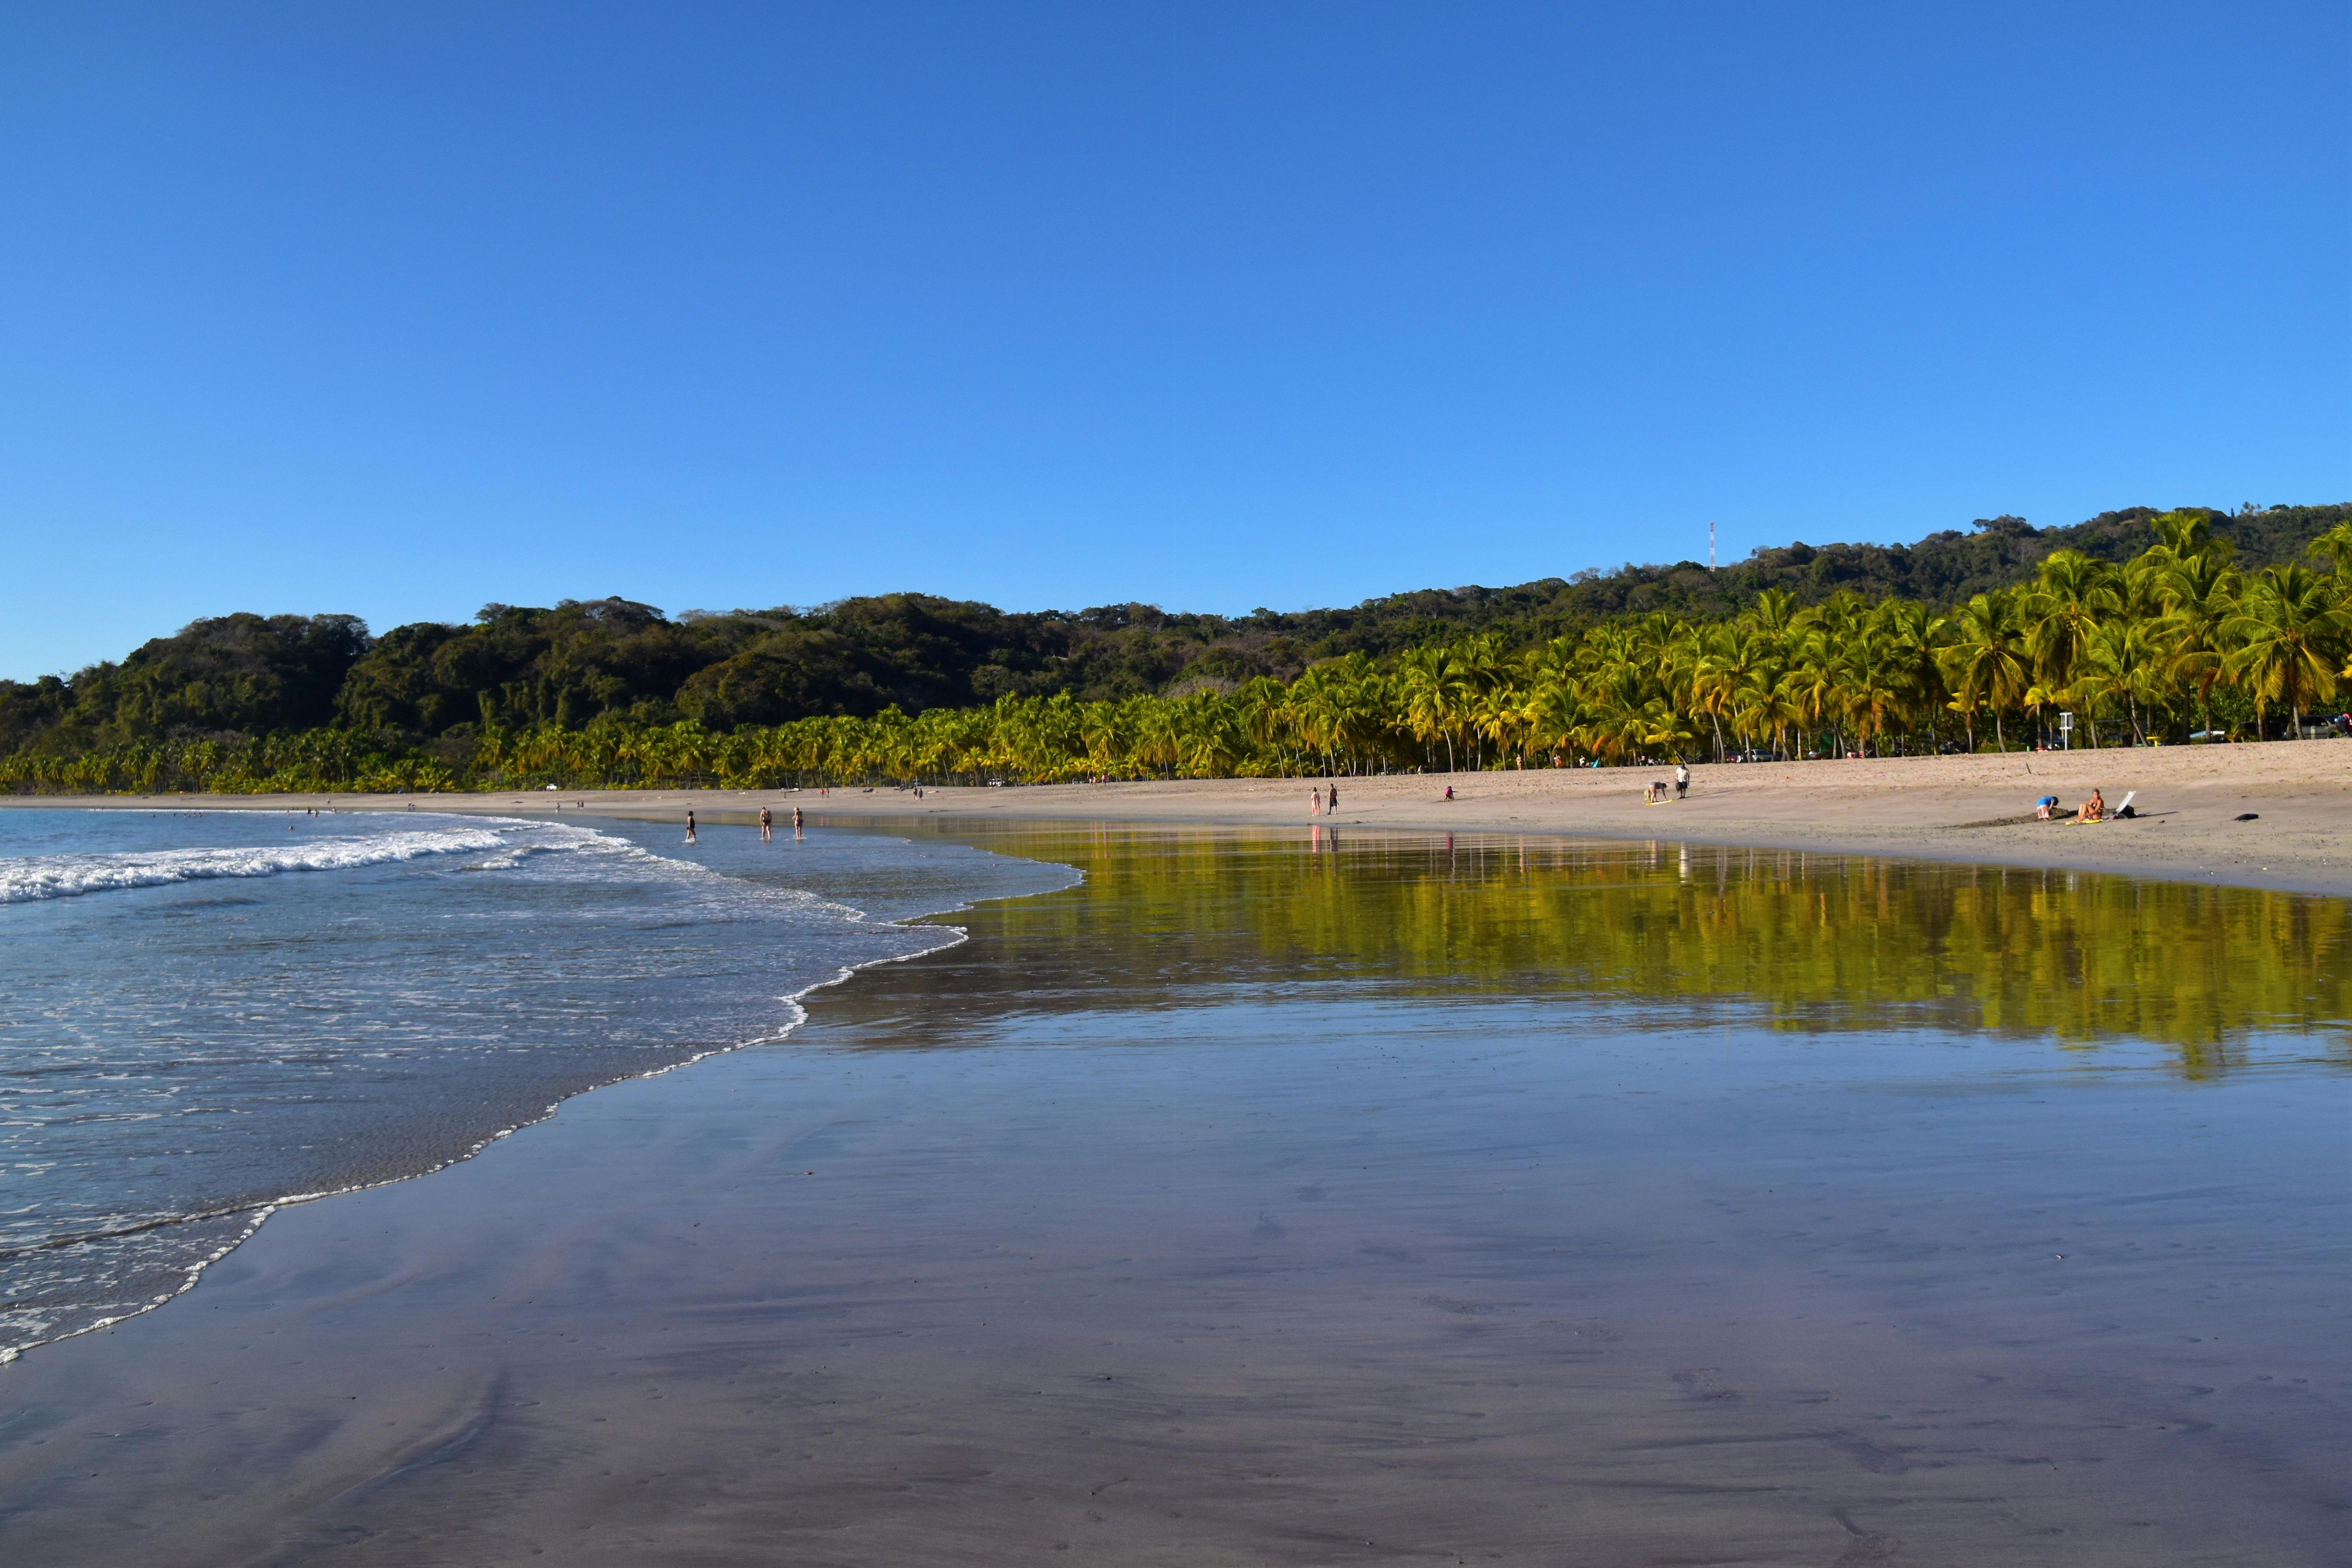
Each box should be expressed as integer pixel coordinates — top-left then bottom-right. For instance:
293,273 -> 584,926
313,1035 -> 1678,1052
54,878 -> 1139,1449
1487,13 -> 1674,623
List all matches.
1327,783 -> 1339,814
685,810 -> 698,844
759,806 -> 773,843
1310,786 -> 1321,816
1675,761 -> 1690,799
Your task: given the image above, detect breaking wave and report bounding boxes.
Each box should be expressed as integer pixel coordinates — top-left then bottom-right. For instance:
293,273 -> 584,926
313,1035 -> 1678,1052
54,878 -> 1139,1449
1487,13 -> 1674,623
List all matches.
0,826 -> 512,903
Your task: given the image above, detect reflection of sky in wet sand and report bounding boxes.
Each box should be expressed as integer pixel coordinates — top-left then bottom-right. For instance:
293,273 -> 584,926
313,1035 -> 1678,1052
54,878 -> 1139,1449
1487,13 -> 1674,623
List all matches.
0,822 -> 2343,1564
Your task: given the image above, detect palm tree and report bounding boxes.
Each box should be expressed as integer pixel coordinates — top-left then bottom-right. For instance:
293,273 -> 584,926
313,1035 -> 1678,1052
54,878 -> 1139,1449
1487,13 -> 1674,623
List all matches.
2308,520 -> 2352,581
2069,618 -> 2160,746
1873,599 -> 1949,753
1747,586 -> 1801,642
2154,548 -> 2243,742
1937,593 -> 2031,751
1469,682 -> 1529,769
1396,644 -> 1466,773
1524,678 -> 1587,766
1784,630 -> 1847,757
1684,623 -> 1749,762
1839,623 -> 1913,757
2224,565 -> 2350,740
2152,508 -> 2225,563
2024,552 -> 2121,726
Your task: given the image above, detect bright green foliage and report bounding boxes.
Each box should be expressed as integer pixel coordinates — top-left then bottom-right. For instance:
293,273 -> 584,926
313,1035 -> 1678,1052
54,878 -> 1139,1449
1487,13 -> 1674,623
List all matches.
932,825 -> 2352,1072
4,510 -> 2351,794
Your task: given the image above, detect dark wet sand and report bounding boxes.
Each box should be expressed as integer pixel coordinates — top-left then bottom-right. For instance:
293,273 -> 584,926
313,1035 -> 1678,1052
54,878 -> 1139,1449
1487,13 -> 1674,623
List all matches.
1,828 -> 2346,1565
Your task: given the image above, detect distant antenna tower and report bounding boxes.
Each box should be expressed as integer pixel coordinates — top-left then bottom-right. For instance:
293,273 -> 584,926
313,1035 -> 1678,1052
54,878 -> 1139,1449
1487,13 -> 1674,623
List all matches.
1709,520 -> 1716,570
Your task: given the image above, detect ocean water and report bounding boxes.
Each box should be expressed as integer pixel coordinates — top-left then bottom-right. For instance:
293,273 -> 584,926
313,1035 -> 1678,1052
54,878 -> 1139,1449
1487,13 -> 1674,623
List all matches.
0,820 -> 2348,1562
0,807 -> 1071,1360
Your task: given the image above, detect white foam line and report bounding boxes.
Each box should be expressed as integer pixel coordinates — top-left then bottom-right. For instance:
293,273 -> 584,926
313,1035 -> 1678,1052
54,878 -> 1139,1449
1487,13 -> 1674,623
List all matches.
0,838 -> 1084,1369
0,827 -> 514,904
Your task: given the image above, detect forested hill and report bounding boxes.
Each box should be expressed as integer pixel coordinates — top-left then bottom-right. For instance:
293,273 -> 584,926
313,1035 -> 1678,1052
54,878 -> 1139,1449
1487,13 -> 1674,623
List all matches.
5,500 -> 2344,757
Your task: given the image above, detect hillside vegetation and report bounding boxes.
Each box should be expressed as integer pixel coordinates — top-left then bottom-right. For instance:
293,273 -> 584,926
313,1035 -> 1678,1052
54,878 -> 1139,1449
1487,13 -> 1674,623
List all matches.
4,502 -> 2348,793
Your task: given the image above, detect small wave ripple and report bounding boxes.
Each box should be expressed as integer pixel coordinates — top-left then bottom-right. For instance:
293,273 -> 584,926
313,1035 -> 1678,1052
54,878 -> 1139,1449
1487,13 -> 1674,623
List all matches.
0,826 -> 512,903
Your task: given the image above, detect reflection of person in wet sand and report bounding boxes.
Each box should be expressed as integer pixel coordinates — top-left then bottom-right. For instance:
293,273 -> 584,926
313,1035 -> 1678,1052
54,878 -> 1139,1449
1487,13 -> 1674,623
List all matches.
685,810 -> 698,844
759,806 -> 773,843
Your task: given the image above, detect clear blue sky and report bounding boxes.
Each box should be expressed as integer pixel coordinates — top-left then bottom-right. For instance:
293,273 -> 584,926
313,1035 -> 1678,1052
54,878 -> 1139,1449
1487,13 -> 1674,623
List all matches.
3,1 -> 2345,678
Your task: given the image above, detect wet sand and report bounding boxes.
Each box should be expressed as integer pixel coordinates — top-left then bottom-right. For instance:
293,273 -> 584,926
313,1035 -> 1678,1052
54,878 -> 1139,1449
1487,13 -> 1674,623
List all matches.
18,737 -> 2350,897
0,828 -> 2344,1564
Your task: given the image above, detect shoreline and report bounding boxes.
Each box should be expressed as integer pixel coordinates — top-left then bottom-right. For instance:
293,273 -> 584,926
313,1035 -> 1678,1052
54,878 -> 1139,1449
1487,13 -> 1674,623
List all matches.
2,808 -> 2344,1562
0,817 -> 1074,1370
11,740 -> 2350,898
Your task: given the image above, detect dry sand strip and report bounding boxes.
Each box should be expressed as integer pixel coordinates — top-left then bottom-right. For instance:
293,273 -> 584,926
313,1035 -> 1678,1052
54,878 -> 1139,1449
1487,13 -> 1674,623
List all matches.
14,739 -> 2352,898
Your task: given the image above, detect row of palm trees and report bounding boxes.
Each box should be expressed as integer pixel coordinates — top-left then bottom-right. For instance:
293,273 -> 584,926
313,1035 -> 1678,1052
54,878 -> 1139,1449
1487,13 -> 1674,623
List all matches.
10,514 -> 2349,795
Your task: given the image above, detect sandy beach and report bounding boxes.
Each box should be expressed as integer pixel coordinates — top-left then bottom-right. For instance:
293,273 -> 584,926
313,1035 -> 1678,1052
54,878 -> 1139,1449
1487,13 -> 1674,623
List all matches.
2,824 -> 2345,1564
3,762 -> 2347,1564
21,739 -> 2350,897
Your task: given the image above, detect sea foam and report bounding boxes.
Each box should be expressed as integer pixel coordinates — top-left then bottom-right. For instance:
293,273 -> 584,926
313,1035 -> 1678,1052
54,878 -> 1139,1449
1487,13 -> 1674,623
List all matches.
0,826 -> 512,903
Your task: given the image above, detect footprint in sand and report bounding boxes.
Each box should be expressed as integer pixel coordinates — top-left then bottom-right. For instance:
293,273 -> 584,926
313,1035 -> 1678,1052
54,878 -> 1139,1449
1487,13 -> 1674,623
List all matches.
1824,1433 -> 1913,1474
1537,1318 -> 1617,1340
1829,1510 -> 1904,1564
1671,1368 -> 1743,1403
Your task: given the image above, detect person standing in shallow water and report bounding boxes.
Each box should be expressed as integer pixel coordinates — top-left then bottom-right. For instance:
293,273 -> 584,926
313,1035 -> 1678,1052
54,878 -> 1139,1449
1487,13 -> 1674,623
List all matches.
791,806 -> 804,834
759,806 -> 773,843
685,810 -> 698,844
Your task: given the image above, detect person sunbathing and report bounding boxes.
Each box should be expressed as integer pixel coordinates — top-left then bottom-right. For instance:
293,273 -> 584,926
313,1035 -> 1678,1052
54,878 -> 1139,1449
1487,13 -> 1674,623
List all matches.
2080,788 -> 2106,823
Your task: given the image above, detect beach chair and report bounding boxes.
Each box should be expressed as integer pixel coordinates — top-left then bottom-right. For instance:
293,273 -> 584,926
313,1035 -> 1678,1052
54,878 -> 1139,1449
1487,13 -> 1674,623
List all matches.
2113,790 -> 2137,820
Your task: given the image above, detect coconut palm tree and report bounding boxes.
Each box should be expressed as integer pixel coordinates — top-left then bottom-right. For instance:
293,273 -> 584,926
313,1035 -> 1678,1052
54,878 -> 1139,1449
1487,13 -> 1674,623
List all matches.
2024,551 -> 2121,707
2224,565 -> 2350,740
1395,644 -> 1466,773
2154,548 -> 2243,743
1937,592 -> 2031,751
2305,520 -> 2352,581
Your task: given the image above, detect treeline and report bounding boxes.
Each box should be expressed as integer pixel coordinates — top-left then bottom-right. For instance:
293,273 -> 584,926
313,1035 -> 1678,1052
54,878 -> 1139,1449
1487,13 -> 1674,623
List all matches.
7,510 -> 2350,796
6,501 -> 2346,764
